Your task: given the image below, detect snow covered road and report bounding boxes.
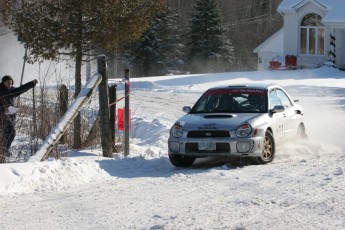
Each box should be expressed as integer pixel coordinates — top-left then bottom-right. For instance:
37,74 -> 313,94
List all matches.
1,69 -> 345,229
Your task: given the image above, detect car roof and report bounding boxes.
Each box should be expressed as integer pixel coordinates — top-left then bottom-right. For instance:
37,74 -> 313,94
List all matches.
209,83 -> 280,91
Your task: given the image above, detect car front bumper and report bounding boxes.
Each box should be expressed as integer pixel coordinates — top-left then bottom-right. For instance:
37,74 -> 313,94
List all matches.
168,136 -> 264,158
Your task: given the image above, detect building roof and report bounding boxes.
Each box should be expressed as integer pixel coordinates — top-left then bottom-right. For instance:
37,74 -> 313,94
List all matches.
278,0 -> 326,13
278,0 -> 345,24
253,28 -> 283,54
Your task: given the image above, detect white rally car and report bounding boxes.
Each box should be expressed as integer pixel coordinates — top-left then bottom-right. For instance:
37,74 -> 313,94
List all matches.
168,84 -> 307,167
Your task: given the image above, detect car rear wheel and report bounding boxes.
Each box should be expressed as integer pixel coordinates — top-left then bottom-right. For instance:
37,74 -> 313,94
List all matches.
252,130 -> 275,164
169,154 -> 196,167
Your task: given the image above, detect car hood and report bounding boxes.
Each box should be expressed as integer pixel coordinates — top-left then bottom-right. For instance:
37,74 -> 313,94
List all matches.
175,113 -> 265,131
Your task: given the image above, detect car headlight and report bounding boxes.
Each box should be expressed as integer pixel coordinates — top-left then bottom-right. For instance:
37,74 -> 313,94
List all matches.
236,124 -> 252,138
171,124 -> 183,138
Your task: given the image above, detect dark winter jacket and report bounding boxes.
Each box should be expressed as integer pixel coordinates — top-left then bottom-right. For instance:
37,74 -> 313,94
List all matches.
0,81 -> 36,115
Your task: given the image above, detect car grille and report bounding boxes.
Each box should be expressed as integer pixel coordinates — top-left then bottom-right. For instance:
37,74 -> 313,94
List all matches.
187,130 -> 230,138
185,143 -> 230,153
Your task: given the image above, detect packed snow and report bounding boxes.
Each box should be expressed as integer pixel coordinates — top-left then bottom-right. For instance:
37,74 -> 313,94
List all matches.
0,66 -> 345,229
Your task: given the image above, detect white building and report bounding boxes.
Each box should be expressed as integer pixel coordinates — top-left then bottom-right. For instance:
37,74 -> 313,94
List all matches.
254,0 -> 345,70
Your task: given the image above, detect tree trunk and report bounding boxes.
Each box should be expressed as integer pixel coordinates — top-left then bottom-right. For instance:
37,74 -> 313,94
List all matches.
82,112 -> 100,148
73,4 -> 83,149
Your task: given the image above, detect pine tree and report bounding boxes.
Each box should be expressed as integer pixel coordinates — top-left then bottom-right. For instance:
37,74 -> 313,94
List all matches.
127,6 -> 185,77
188,0 -> 234,73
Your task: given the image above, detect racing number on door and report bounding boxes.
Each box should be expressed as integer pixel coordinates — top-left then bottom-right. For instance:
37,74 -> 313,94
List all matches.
269,89 -> 285,138
277,124 -> 284,136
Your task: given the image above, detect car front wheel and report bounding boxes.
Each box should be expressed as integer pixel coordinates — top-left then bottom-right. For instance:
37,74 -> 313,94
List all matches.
169,154 -> 196,167
252,130 -> 275,164
296,124 -> 308,140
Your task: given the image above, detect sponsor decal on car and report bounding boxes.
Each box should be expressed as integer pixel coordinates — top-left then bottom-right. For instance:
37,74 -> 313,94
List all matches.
198,123 -> 219,130
205,88 -> 266,95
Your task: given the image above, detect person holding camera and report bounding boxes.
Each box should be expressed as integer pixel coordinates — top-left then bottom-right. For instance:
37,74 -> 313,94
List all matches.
0,75 -> 38,163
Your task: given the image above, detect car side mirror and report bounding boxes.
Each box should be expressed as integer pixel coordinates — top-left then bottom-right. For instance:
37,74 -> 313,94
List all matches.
182,106 -> 191,113
271,105 -> 285,113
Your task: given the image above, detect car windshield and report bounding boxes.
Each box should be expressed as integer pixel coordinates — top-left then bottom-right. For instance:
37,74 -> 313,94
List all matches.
190,88 -> 268,113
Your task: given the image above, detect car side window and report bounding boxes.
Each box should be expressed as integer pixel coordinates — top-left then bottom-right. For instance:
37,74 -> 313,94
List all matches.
276,89 -> 293,108
269,90 -> 281,109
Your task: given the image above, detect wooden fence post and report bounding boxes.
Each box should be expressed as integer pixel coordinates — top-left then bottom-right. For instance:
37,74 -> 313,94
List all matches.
124,69 -> 130,156
109,85 -> 117,152
59,84 -> 68,144
97,55 -> 113,158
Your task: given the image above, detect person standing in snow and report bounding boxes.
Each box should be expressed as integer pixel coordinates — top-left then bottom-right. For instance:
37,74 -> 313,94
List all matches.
0,75 -> 38,163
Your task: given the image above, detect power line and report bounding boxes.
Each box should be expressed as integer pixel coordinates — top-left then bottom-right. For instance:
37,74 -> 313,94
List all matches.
224,0 -> 271,12
224,14 -> 276,27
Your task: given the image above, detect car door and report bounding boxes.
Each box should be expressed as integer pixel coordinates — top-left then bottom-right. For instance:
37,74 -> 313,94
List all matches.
268,89 -> 285,140
276,89 -> 297,139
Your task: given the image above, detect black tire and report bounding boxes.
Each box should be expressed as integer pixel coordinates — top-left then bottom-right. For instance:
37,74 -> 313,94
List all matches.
252,130 -> 275,164
296,124 -> 308,140
228,156 -> 252,166
169,154 -> 196,167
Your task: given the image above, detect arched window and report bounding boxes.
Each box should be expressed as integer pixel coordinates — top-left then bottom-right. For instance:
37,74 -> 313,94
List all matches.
300,13 -> 324,55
